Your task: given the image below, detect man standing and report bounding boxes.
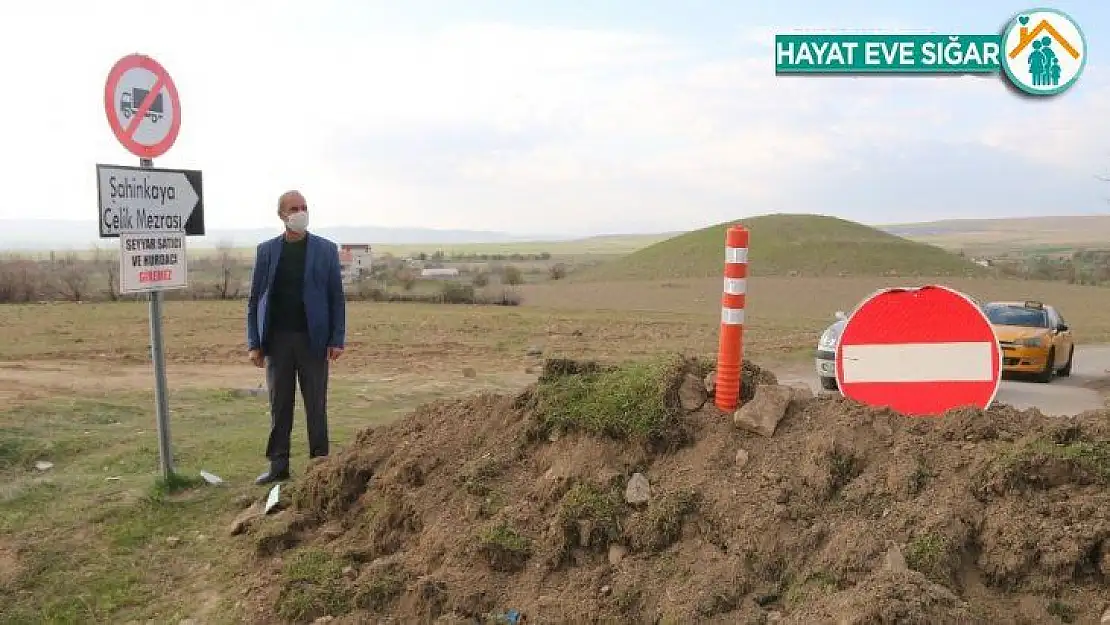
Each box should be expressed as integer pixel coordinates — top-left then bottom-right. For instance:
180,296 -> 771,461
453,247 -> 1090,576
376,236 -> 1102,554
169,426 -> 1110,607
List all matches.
246,190 -> 346,485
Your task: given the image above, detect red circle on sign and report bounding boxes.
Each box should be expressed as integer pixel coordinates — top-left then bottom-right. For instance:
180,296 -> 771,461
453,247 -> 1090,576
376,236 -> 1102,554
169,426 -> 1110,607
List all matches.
834,285 -> 1001,416
103,53 -> 181,159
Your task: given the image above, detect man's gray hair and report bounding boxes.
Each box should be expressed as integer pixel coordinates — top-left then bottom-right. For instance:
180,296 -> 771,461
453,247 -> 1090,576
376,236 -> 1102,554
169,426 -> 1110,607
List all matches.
277,190 -> 303,214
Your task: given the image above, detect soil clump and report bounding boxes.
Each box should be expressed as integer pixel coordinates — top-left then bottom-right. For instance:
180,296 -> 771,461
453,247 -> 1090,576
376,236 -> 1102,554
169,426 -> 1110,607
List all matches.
238,355 -> 1110,624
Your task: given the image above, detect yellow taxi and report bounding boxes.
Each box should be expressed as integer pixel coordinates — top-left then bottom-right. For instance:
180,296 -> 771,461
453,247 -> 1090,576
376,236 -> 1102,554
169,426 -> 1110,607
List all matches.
981,300 -> 1075,383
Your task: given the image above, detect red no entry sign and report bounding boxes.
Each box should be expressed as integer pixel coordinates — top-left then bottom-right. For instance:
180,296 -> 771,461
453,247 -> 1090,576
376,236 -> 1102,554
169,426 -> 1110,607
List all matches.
104,54 -> 181,159
835,285 -> 1001,416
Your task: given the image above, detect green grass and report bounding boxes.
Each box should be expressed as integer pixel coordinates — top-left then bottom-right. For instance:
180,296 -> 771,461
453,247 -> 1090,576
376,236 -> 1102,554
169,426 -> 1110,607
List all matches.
991,437 -> 1110,487
1044,440 -> 1110,481
151,471 -> 205,498
0,378 -> 510,623
530,356 -> 689,441
1046,599 -> 1078,623
557,483 -> 626,551
574,213 -> 989,281
904,533 -> 949,581
628,489 -> 701,553
275,549 -> 355,622
476,522 -> 533,572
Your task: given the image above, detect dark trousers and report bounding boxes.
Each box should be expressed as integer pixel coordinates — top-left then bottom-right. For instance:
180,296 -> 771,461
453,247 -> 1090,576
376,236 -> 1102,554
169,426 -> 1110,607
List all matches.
264,331 -> 330,468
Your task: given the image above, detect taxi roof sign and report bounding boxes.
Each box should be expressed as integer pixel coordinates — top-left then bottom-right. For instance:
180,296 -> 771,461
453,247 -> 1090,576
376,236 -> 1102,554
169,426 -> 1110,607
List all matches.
1023,300 -> 1044,309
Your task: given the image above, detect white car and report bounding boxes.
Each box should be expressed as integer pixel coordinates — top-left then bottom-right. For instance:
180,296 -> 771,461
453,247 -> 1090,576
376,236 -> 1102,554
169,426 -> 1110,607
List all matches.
814,311 -> 848,391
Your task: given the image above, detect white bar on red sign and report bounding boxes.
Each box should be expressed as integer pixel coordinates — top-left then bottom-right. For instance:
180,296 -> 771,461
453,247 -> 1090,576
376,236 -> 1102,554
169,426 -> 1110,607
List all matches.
840,342 -> 996,383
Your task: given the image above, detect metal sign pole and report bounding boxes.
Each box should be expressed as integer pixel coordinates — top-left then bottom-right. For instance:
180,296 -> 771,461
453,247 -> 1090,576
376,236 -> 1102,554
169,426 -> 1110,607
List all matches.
104,53 -> 195,480
140,156 -> 175,479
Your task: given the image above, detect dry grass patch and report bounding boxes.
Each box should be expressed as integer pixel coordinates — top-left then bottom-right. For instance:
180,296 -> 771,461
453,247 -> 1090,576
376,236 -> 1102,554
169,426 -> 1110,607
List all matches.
520,276 -> 1110,344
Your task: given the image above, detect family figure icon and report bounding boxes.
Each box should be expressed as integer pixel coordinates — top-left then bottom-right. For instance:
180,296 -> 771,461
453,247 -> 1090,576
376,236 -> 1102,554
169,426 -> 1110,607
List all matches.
1004,11 -> 1086,95
1027,37 -> 1062,86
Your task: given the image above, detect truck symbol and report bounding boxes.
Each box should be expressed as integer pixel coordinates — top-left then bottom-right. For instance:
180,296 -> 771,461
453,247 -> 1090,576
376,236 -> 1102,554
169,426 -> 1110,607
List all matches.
120,88 -> 163,123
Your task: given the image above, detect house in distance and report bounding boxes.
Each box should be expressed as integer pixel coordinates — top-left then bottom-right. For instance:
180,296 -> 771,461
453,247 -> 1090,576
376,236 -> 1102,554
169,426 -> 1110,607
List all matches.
339,243 -> 372,283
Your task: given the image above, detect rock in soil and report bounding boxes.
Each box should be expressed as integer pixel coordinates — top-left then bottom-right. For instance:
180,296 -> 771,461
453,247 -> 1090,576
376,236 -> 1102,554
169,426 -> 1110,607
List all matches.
608,544 -> 628,565
230,387 -> 266,398
733,384 -> 794,437
678,373 -> 707,412
883,542 -> 908,573
704,371 -> 716,395
735,448 -> 750,470
624,472 -> 651,505
789,384 -> 814,402
229,502 -> 265,536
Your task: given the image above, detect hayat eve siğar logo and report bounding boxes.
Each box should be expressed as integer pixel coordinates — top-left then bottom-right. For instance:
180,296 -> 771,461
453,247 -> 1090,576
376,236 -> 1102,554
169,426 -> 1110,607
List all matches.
1000,8 -> 1087,95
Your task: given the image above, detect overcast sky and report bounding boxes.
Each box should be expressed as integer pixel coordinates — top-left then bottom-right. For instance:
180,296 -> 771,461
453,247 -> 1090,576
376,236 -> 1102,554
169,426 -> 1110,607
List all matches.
2,0 -> 1107,236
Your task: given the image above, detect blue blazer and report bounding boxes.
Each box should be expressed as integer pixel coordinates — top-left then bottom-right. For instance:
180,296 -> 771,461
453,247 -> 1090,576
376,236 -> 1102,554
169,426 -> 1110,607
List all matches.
246,232 -> 346,354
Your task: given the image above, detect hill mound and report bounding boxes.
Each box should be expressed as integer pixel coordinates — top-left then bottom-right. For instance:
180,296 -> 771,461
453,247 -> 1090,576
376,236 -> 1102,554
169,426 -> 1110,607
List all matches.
573,214 -> 988,281
234,356 -> 1109,624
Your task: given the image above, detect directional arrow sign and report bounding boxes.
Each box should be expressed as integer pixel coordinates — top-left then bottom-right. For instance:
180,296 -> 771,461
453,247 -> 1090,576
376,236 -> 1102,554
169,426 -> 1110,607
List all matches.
96,164 -> 204,238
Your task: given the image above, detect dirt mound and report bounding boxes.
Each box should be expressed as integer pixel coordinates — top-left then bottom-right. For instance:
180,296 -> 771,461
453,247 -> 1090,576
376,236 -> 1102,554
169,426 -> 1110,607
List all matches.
239,356 -> 1110,624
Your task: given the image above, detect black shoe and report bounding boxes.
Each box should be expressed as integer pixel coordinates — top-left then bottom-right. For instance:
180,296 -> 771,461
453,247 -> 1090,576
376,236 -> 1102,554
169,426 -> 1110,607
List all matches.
255,467 -> 290,485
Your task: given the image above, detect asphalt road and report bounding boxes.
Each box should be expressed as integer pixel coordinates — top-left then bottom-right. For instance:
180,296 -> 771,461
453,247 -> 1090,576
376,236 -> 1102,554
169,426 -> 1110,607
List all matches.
780,345 -> 1110,417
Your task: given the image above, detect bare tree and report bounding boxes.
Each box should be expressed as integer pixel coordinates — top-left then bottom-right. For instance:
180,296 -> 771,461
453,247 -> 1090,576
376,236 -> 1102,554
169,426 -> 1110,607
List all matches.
0,257 -> 33,303
395,267 -> 417,291
91,245 -> 119,301
56,253 -> 90,302
215,240 -> 241,299
503,265 -> 525,285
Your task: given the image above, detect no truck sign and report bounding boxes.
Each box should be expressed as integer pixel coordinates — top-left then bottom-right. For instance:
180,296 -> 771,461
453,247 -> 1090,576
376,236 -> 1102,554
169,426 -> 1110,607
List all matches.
103,54 -> 182,159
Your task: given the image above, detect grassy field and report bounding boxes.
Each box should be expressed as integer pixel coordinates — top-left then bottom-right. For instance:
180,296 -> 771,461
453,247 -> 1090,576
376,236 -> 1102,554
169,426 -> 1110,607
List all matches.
886,215 -> 1110,255
362,233 -> 670,257
69,233 -> 668,262
519,276 -> 1110,343
3,268 -> 1110,621
575,214 -> 987,281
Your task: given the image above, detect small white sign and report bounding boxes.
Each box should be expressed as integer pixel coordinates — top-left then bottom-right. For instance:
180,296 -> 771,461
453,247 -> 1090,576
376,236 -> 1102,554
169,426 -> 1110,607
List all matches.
119,231 -> 188,294
264,484 -> 281,514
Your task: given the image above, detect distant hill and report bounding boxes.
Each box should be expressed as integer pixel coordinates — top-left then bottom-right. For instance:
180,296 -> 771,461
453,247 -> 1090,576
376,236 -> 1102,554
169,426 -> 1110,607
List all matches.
882,215 -> 1110,254
12,213 -> 1106,257
0,220 -> 576,251
0,219 -> 672,257
573,214 -> 988,281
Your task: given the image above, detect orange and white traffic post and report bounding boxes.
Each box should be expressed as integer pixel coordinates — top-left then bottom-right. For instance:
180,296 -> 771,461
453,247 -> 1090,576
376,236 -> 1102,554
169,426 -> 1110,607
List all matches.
715,225 -> 749,412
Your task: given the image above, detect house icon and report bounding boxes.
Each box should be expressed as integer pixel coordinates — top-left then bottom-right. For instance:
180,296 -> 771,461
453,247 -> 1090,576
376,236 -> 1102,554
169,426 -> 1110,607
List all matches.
1008,17 -> 1081,60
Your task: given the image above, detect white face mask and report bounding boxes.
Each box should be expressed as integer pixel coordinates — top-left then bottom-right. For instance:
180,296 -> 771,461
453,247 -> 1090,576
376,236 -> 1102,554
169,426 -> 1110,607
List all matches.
284,211 -> 309,233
